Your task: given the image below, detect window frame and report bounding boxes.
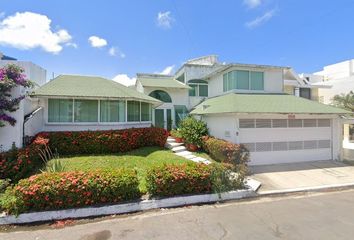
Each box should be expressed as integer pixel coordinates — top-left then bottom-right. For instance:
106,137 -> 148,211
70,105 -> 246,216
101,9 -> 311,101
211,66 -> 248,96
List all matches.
188,79 -> 208,97
223,70 -> 264,92
46,98 -> 152,124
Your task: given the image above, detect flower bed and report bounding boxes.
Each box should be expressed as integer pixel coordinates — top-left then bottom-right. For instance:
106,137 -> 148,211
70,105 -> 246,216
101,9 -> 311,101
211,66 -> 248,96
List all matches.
37,127 -> 168,155
0,127 -> 168,182
1,169 -> 141,215
145,162 -> 244,197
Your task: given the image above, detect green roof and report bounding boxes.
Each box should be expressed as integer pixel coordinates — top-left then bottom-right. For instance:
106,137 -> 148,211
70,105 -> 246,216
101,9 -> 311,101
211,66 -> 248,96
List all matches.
138,75 -> 190,89
190,93 -> 351,115
32,75 -> 161,104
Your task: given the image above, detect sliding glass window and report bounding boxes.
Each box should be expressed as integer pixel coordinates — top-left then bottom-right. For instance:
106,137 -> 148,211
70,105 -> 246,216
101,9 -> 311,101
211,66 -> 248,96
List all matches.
48,99 -> 73,122
74,100 -> 98,122
127,101 -> 140,122
223,70 -> 264,92
100,100 -> 125,122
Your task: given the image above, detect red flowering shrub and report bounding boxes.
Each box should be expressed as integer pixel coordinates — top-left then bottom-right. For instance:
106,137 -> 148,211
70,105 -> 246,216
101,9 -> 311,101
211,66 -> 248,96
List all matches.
202,136 -> 249,166
146,162 -> 244,197
2,169 -> 140,215
36,127 -> 168,155
0,142 -> 44,182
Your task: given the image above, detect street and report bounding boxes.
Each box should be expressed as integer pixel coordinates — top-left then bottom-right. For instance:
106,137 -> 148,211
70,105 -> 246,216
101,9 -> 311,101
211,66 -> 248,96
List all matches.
2,190 -> 354,240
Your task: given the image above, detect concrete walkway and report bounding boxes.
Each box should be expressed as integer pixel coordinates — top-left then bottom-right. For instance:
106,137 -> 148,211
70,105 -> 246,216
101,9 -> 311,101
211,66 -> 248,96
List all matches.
165,137 -> 211,164
250,160 -> 354,194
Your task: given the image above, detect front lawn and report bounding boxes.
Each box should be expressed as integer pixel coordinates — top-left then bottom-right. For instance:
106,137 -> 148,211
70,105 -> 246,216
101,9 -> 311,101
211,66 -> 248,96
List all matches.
46,146 -> 191,193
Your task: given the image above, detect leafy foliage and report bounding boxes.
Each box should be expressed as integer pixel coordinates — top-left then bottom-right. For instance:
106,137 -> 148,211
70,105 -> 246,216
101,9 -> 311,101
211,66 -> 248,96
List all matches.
145,162 -> 244,197
178,117 -> 208,147
331,91 -> 354,112
1,169 -> 141,215
0,64 -> 33,127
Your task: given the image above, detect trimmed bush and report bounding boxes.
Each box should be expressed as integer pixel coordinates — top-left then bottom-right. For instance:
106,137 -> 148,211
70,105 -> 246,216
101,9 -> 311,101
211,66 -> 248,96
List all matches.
145,162 -> 243,197
0,127 -> 168,182
178,117 -> 208,147
202,136 -> 249,166
37,127 -> 168,155
1,169 -> 141,215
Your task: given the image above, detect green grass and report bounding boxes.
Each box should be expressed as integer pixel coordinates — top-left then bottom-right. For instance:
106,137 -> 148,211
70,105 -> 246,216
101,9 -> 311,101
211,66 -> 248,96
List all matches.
46,146 -> 191,193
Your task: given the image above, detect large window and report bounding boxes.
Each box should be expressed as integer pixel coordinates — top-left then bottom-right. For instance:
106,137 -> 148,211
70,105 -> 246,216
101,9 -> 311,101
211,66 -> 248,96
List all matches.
48,99 -> 152,123
223,70 -> 264,92
149,90 -> 172,103
100,100 -> 125,122
127,101 -> 141,122
48,99 -> 73,122
74,100 -> 98,122
141,102 -> 152,121
188,79 -> 208,97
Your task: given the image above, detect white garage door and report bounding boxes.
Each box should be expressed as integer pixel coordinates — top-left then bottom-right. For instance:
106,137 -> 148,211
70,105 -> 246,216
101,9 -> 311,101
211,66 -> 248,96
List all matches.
239,119 -> 332,165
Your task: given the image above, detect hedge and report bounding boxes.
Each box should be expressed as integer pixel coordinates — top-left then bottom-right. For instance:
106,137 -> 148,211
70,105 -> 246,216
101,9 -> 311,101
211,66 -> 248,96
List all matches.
145,162 -> 244,197
1,169 -> 141,215
37,127 -> 168,155
0,127 -> 168,182
202,136 -> 249,166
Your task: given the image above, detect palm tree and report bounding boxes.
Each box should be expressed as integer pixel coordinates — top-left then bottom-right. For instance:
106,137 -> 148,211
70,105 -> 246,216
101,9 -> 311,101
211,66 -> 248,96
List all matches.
331,91 -> 354,112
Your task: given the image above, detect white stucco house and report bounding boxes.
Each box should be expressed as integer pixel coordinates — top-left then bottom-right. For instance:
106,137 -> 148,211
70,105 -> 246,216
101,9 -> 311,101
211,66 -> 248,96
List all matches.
1,54 -> 352,166
135,55 -> 352,165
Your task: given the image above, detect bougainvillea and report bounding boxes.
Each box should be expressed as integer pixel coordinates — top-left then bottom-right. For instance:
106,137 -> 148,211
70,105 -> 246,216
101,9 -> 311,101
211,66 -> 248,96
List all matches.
0,64 -> 33,127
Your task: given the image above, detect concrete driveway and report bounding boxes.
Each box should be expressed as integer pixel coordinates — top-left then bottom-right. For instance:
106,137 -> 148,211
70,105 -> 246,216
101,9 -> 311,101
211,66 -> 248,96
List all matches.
250,160 -> 354,193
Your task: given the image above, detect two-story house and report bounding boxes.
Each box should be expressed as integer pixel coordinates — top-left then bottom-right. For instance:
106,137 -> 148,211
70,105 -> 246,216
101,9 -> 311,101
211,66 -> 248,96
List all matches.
136,55 -> 350,165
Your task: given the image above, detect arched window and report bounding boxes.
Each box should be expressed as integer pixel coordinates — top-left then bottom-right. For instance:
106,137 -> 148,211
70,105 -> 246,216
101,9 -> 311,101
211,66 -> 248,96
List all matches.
188,79 -> 208,97
149,90 -> 172,103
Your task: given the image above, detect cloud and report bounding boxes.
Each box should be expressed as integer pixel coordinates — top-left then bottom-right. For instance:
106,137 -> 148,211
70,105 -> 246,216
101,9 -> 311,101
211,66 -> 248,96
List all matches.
88,35 -> 107,48
112,74 -> 136,86
155,65 -> 175,75
66,42 -> 78,49
245,9 -> 277,28
109,47 -> 125,58
243,0 -> 262,8
157,11 -> 174,29
0,12 -> 5,19
0,12 -> 73,54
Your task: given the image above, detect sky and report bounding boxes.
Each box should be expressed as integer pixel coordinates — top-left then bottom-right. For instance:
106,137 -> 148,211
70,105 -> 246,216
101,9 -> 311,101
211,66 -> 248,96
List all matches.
0,0 -> 354,85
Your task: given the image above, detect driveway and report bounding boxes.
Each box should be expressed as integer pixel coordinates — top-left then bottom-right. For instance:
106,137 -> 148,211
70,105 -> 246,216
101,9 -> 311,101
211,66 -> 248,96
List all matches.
250,160 -> 354,193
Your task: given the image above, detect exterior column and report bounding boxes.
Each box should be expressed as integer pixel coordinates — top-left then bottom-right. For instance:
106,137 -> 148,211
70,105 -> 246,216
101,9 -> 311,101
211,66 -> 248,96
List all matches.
294,87 -> 300,97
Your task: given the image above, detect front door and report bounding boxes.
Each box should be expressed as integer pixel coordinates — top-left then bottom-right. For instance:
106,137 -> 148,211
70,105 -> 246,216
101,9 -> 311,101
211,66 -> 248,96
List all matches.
154,108 -> 173,130
154,109 -> 165,128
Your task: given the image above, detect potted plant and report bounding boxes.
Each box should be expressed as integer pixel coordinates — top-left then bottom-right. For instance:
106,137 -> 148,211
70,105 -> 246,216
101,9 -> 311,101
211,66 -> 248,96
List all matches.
170,129 -> 183,143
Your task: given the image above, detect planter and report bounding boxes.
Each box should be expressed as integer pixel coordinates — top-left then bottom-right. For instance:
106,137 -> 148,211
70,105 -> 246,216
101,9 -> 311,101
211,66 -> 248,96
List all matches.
186,143 -> 199,152
175,137 -> 183,143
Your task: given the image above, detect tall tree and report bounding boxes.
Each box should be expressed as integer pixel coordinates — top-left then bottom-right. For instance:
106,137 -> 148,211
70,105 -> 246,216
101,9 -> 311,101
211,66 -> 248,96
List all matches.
331,91 -> 354,112
0,64 -> 32,127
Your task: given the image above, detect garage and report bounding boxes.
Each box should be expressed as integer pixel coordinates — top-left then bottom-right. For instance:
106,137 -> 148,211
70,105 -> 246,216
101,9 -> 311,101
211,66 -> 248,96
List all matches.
191,93 -> 349,166
239,118 -> 332,165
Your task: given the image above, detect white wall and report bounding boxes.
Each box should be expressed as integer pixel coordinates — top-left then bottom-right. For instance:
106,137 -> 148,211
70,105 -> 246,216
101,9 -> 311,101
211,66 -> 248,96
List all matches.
201,114 -> 237,143
318,76 -> 354,104
0,60 -> 46,150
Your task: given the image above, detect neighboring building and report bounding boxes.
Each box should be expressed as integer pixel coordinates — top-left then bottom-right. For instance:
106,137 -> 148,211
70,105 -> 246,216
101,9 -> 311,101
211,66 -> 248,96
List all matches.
138,55 -> 352,165
0,52 -> 46,151
301,59 -> 354,104
32,75 -> 160,132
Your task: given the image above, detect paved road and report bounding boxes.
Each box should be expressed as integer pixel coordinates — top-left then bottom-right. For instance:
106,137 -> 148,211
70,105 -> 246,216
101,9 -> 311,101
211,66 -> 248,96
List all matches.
2,190 -> 354,240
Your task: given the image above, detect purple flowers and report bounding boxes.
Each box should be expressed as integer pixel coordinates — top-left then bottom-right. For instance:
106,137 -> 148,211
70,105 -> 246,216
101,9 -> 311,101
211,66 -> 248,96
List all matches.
0,64 -> 32,127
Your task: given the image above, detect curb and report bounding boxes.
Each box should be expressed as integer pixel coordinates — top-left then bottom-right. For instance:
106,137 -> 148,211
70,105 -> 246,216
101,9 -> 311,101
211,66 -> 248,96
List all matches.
0,189 -> 256,225
258,182 -> 354,196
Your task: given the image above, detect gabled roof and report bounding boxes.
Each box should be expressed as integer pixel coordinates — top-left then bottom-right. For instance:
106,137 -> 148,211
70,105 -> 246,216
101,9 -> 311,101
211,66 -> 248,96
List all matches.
190,93 -> 350,115
32,75 -> 161,104
137,73 -> 190,89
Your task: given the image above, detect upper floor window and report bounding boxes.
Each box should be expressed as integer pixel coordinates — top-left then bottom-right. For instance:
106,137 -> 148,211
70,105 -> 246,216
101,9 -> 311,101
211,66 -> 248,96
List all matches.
299,88 -> 311,100
188,79 -> 208,97
149,90 -> 172,103
223,70 -> 264,92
